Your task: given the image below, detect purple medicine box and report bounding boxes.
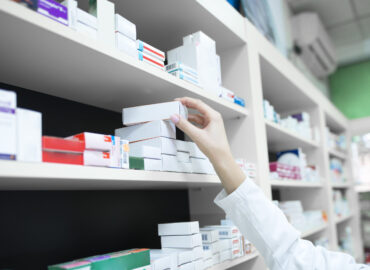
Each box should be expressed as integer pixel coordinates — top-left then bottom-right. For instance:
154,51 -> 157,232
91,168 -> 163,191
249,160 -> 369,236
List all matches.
37,0 -> 68,26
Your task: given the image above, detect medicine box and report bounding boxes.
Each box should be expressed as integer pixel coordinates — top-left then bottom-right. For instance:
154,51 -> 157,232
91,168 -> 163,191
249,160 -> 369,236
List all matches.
77,8 -> 97,29
162,249 -> 193,266
129,156 -> 144,170
122,101 -> 188,126
179,161 -> 193,173
42,136 -> 84,153
130,137 -> 176,157
161,233 -> 202,249
0,89 -> 16,160
192,246 -> 204,261
231,248 -> 241,259
215,54 -> 222,86
83,150 -> 110,167
166,62 -> 198,79
162,154 -> 183,172
115,14 -> 136,40
176,151 -> 190,163
120,139 -> 130,169
183,31 -> 216,54
205,226 -> 240,239
97,0 -> 115,47
219,238 -> 240,251
169,70 -> 200,87
175,140 -> 191,153
219,249 -> 231,262
144,158 -> 162,171
191,157 -> 214,174
203,250 -> 212,261
16,108 -> 42,162
37,0 -> 68,26
178,261 -> 194,270
158,221 -> 199,236
212,252 -> 220,265
48,260 -> 91,270
67,132 -> 114,151
200,228 -> 219,243
188,143 -> 206,159
138,51 -> 165,70
150,253 -> 172,270
76,21 -> 98,40
202,241 -> 220,254
219,86 -> 235,103
61,0 -> 77,29
150,250 -> 177,270
42,151 -> 84,165
203,258 -> 212,269
137,40 -> 165,62
126,145 -> 161,160
115,120 -> 176,143
116,32 -> 137,58
234,96 -> 245,107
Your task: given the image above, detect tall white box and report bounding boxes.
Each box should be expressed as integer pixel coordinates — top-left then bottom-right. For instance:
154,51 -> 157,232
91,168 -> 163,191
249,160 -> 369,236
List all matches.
161,233 -> 202,248
0,89 -> 17,160
122,101 -> 188,126
115,13 -> 136,40
158,221 -> 200,236
97,0 -> 115,47
16,108 -> 42,162
115,120 -> 176,142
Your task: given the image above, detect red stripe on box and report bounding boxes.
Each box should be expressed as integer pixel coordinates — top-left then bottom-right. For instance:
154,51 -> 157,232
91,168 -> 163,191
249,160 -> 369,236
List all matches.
143,55 -> 164,67
143,45 -> 165,59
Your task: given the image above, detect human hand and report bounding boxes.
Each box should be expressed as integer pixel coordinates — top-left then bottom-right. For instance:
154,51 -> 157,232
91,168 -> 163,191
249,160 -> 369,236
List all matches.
170,97 -> 232,165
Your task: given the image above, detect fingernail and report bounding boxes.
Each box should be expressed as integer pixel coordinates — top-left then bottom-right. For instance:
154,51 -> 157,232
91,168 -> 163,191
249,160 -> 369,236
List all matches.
170,114 -> 180,124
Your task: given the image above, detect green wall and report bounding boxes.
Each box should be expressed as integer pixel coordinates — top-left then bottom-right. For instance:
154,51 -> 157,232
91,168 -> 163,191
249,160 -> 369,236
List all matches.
329,60 -> 370,119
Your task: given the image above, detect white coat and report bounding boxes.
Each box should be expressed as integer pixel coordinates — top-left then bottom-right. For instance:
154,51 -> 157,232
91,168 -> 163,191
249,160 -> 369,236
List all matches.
214,179 -> 369,270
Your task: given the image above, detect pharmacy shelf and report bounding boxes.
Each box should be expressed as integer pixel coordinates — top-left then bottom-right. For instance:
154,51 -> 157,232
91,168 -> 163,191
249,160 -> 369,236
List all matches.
265,120 -> 319,152
270,180 -> 323,188
331,182 -> 351,189
301,223 -> 328,238
335,214 -> 353,225
0,161 -> 222,190
0,0 -> 247,120
328,149 -> 347,160
208,252 -> 259,270
109,0 -> 246,52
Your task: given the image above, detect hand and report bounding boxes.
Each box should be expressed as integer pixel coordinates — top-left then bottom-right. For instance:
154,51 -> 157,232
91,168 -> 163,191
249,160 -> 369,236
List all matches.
170,97 -> 245,194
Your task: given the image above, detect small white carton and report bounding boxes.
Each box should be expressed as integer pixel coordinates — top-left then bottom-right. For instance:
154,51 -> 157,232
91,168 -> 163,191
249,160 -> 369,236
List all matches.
212,252 -> 220,266
115,13 -> 136,40
138,51 -> 165,70
62,0 -> 77,29
130,137 -> 177,156
177,151 -> 190,163
203,258 -> 212,269
77,8 -> 97,29
120,139 -> 130,169
76,21 -> 98,40
0,89 -> 16,160
219,249 -> 231,262
162,154 -> 181,172
178,261 -> 194,270
192,246 -> 204,260
97,0 -> 115,47
127,145 -> 161,160
162,248 -> 193,266
115,120 -> 176,142
219,238 -> 240,251
175,140 -> 191,153
203,250 -> 212,261
178,161 -> 193,173
150,252 -> 172,270
219,86 -> 235,103
144,158 -> 162,171
66,132 -> 113,151
161,233 -> 202,249
200,228 -> 219,244
188,142 -> 206,159
231,247 -> 241,259
191,158 -> 214,174
83,150 -> 110,167
115,32 -> 137,58
16,108 -> 42,162
150,250 -> 177,270
202,241 -> 220,254
158,221 -> 199,236
166,62 -> 198,79
205,226 -> 240,239
122,101 -> 188,126
193,259 -> 203,270
169,70 -> 200,87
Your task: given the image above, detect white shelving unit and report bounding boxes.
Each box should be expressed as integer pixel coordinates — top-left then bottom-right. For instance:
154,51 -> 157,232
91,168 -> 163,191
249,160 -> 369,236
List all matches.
0,0 -> 364,267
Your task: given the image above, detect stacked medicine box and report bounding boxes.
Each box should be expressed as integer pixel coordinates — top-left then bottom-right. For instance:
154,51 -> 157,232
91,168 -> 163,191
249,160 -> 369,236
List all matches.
115,101 -> 215,174
159,222 -> 204,270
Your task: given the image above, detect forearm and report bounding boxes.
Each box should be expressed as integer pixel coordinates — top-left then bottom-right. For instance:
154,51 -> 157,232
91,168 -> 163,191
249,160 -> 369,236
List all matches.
210,151 -> 245,194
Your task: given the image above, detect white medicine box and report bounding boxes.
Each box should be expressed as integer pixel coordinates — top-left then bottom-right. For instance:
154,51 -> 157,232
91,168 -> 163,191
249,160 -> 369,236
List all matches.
161,233 -> 202,248
0,89 -> 17,160
158,221 -> 200,236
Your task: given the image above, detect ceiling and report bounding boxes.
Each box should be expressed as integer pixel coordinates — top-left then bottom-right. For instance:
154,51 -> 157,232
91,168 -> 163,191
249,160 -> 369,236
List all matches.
288,0 -> 370,66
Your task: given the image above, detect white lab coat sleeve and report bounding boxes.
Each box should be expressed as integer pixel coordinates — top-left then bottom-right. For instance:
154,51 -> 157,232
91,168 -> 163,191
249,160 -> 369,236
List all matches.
214,179 -> 369,270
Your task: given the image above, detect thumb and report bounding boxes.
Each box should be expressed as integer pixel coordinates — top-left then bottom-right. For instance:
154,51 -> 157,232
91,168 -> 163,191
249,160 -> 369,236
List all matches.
171,114 -> 200,140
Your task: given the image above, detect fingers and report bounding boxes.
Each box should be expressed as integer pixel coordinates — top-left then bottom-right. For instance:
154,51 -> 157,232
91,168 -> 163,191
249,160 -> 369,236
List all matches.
171,114 -> 201,141
176,97 -> 215,117
188,114 -> 205,127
